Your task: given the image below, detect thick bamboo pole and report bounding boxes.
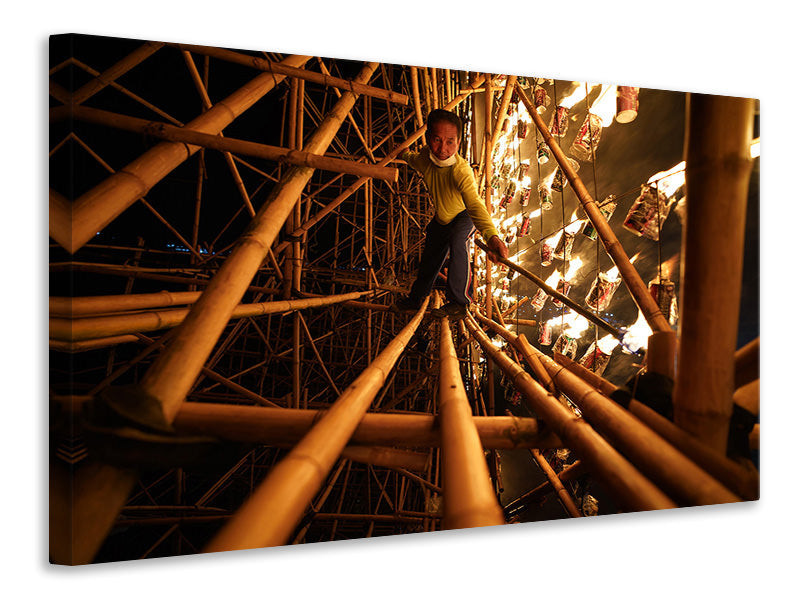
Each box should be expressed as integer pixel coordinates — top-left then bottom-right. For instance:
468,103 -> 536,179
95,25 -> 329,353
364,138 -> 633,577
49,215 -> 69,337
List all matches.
734,337 -> 759,389
438,313 -> 505,529
50,290 -> 203,317
504,460 -> 587,515
552,351 -> 759,500
53,105 -> 398,183
139,63 -> 378,423
526,342 -> 742,506
55,54 -> 311,254
50,291 -> 371,342
515,80 -> 670,334
530,448 -> 582,518
409,66 -> 424,128
341,446 -> 429,473
673,94 -> 755,453
203,297 -> 429,552
172,43 -> 409,105
463,314 -> 677,512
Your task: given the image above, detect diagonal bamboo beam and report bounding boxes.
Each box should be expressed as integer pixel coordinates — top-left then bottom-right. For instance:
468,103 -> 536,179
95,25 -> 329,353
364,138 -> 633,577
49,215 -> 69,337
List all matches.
71,41 -> 165,105
51,53 -> 311,254
171,43 -> 409,105
530,448 -> 582,518
438,311 -> 505,529
463,313 -> 677,512
515,80 -> 671,334
203,296 -> 430,552
53,105 -> 398,183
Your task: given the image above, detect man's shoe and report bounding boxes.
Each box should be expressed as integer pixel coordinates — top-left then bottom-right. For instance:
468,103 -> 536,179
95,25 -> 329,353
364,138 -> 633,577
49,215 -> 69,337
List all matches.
390,294 -> 421,313
431,302 -> 468,320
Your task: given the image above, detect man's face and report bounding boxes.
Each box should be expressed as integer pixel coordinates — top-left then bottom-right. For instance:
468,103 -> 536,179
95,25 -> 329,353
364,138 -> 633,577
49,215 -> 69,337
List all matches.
427,120 -> 460,162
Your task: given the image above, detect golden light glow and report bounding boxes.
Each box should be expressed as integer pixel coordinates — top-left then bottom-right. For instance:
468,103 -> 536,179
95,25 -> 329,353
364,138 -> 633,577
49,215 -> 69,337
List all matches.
647,161 -> 686,198
622,310 -> 652,353
559,83 -> 598,109
597,333 -> 620,354
590,84 -> 618,126
564,257 -> 583,281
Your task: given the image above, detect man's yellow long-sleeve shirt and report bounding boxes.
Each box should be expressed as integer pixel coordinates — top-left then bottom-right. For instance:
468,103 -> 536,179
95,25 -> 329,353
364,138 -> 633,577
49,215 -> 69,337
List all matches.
401,147 -> 499,241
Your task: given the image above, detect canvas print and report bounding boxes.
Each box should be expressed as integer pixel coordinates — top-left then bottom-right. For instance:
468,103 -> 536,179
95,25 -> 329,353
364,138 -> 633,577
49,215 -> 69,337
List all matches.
49,33 -> 760,565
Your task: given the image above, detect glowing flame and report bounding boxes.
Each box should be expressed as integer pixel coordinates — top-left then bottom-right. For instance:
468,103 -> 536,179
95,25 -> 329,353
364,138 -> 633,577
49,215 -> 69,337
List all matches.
551,310 -> 590,338
544,269 -> 561,288
518,105 -> 532,122
590,84 -> 618,126
559,83 -> 598,109
605,264 -> 620,280
621,310 -> 652,353
648,161 -> 686,198
564,211 -> 584,235
564,257 -> 583,281
750,137 -> 760,158
597,333 -> 620,354
521,175 -> 532,188
528,208 -> 542,219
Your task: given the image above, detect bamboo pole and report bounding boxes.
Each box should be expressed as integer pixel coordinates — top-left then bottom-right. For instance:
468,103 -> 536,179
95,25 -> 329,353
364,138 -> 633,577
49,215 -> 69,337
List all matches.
410,66 -> 424,128
341,446 -> 429,473
54,54 -> 311,254
50,290 -> 203,317
550,350 -> 759,501
139,62 -> 378,423
50,291 -> 371,342
530,449 -> 582,518
524,341 -> 742,506
172,403 -> 554,451
463,314 -> 677,512
673,94 -> 755,453
54,105 -> 398,183
504,460 -> 587,515
71,41 -> 164,105
735,337 -> 759,389
438,312 -> 505,529
474,238 -> 620,338
203,297 -> 429,552
515,80 -> 671,334
171,43 -> 409,105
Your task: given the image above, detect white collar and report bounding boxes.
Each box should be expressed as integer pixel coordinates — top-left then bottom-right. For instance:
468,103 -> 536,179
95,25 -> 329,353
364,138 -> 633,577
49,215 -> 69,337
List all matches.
428,148 -> 457,167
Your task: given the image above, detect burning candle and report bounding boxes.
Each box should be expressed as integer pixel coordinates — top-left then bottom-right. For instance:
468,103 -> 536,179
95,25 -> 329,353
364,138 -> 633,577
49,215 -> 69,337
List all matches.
537,140 -> 550,164
623,184 -> 673,240
518,188 -> 529,208
551,278 -> 570,307
534,85 -> 550,113
531,288 -> 549,312
578,339 -> 615,375
553,333 -> 578,360
569,112 -> 604,162
540,234 -> 558,266
538,182 -> 553,211
538,321 -> 552,345
582,195 -> 617,240
585,269 -> 622,311
616,86 -> 640,123
551,158 -> 580,192
550,105 -> 570,137
518,215 -> 530,237
648,276 -> 678,325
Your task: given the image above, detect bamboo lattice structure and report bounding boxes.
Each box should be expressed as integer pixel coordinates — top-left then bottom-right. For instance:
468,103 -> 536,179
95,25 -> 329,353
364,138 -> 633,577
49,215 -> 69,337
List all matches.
48,35 -> 759,564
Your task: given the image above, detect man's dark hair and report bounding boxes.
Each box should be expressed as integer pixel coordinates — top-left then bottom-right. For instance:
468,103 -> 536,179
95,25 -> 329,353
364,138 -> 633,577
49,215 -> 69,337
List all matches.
426,109 -> 463,140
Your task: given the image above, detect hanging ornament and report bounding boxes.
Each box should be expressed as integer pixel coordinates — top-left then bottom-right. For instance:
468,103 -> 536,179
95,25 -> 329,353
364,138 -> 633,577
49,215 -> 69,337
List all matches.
569,113 -> 604,162
550,105 -> 570,137
538,182 -> 553,211
622,184 -> 674,240
533,85 -> 551,114
551,158 -> 580,192
582,195 -> 617,240
553,333 -> 578,360
616,86 -> 640,123
648,276 -> 679,325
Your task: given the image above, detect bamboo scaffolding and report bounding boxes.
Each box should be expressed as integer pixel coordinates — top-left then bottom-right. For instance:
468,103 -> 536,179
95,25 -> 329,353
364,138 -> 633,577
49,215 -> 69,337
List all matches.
530,449 -> 582,518
504,460 -> 587,515
551,350 -> 759,500
172,43 -> 409,105
203,297 -> 429,552
515,80 -> 670,334
54,105 -> 398,183
735,337 -> 759,389
50,291 -> 371,342
437,310 -> 506,529
341,446 -> 429,473
463,314 -> 677,512
673,95 -> 755,452
50,290 -> 203,317
53,53 -> 311,254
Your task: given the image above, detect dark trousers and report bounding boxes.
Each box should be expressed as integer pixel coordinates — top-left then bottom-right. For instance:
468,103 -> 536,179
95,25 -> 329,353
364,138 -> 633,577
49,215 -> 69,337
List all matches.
409,210 -> 475,306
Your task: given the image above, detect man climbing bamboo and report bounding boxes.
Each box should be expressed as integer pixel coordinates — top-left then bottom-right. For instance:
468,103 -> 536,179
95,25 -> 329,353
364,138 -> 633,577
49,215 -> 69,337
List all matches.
392,109 -> 508,319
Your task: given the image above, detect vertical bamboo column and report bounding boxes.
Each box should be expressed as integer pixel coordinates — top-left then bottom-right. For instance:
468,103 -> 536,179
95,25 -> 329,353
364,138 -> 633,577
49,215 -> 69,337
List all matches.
139,62 -> 379,423
54,54 -> 311,254
673,94 -> 755,453
515,80 -> 670,334
438,313 -> 505,529
204,297 -> 430,551
410,66 -> 424,128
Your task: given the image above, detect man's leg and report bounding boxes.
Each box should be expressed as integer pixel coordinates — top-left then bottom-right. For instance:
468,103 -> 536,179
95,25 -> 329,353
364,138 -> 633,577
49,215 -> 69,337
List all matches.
407,219 -> 451,305
444,211 -> 476,306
